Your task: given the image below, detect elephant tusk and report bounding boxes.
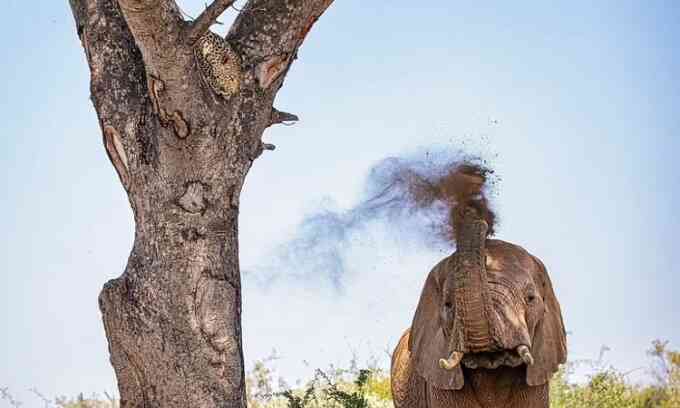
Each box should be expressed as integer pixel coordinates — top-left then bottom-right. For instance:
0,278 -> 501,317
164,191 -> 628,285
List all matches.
439,351 -> 464,370
517,345 -> 534,366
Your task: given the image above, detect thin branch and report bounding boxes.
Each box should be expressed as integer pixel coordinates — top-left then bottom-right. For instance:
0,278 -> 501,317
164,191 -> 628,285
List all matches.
0,386 -> 23,407
186,0 -> 237,44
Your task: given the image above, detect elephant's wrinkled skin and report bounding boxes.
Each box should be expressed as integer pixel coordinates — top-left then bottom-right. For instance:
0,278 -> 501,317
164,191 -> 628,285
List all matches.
391,237 -> 566,408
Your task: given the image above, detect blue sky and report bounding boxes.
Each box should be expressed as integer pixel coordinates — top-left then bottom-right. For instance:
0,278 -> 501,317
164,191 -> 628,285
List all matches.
1,0 -> 679,403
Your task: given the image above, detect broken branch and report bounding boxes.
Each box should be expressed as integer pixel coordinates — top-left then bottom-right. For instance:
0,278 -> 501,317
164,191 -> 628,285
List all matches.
269,108 -> 299,126
186,0 -> 237,44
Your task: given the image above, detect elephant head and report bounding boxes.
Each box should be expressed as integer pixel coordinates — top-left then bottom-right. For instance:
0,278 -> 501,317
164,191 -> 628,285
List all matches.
407,208 -> 567,391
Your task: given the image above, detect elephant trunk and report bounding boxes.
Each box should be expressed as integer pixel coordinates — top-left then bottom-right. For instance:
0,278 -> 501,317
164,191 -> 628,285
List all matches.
451,207 -> 495,353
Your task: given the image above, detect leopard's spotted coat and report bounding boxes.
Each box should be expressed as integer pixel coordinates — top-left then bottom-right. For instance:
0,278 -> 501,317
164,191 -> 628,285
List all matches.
194,31 -> 242,99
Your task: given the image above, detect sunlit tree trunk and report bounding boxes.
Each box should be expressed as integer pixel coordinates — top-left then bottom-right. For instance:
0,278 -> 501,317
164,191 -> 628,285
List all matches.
68,0 -> 333,406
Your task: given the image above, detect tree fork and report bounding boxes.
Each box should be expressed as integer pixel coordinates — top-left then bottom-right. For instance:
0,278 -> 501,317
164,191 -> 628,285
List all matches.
68,0 -> 334,406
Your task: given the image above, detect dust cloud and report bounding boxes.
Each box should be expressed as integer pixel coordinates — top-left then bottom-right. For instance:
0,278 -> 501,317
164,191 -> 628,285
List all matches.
244,148 -> 498,291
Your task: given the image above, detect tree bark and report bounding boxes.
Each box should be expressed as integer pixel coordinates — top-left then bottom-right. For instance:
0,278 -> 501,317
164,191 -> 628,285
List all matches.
68,0 -> 334,406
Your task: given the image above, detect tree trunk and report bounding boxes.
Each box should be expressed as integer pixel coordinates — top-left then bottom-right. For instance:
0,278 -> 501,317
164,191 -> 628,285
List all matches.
67,0 -> 333,406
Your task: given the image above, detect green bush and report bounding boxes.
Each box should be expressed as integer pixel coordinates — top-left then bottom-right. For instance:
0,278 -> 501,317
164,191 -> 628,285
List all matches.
550,340 -> 680,408
259,340 -> 680,408
3,340 -> 678,408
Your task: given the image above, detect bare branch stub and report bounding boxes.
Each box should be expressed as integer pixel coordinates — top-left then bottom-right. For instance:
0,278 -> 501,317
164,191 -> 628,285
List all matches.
186,0 -> 238,44
269,108 -> 299,126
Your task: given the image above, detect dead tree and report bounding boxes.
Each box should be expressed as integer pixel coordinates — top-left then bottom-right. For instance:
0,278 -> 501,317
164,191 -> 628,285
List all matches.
67,0 -> 334,406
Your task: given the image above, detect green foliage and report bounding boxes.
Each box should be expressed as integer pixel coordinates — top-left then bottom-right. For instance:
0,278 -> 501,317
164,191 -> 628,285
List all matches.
260,340 -> 680,408
242,355 -> 393,408
278,386 -> 317,408
318,368 -> 371,408
0,389 -> 119,408
551,368 -> 644,408
364,373 -> 391,401
4,340 -> 679,408
550,340 -> 680,408
53,394 -> 118,408
647,340 -> 680,408
246,356 -> 278,408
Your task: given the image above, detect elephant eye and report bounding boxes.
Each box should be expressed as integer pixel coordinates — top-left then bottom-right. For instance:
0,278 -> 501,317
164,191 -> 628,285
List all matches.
526,294 -> 537,304
444,301 -> 453,309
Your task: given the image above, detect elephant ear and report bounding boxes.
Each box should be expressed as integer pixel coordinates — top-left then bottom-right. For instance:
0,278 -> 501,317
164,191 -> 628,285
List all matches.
409,257 -> 464,390
527,256 -> 567,386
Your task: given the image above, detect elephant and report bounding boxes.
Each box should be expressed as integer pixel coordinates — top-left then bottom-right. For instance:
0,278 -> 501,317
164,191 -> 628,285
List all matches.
390,210 -> 566,408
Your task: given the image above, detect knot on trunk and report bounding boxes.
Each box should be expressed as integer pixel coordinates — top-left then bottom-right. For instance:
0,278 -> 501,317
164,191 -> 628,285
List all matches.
178,182 -> 208,214
148,76 -> 192,139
